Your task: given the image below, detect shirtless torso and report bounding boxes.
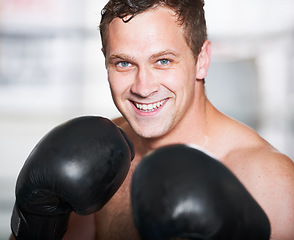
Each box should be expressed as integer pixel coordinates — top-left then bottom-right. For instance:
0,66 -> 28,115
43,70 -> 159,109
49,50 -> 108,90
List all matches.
63,101 -> 294,240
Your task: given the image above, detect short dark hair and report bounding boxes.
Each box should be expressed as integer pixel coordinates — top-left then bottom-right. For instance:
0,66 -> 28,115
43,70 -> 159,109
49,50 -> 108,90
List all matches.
99,0 -> 207,59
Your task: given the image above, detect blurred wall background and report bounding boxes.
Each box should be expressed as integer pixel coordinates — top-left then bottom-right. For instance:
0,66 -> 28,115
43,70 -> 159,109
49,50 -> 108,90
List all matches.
0,0 -> 293,238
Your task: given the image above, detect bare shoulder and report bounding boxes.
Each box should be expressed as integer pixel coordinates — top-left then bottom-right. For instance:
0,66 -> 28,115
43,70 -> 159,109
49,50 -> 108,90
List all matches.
112,116 -> 126,127
226,144 -> 294,196
112,117 -> 133,137
224,138 -> 294,239
63,213 -> 96,240
216,114 -> 294,238
112,116 -> 140,145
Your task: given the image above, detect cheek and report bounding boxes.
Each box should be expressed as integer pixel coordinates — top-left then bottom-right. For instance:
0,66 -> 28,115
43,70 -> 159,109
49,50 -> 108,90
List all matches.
159,68 -> 195,94
108,72 -> 129,98
108,80 -> 123,108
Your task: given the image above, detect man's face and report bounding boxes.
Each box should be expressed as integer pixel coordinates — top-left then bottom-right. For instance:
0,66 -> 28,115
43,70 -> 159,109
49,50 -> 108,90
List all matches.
105,7 -> 205,139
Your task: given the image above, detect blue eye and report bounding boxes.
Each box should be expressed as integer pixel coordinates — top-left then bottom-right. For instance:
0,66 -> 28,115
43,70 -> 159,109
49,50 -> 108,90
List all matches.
117,61 -> 131,68
158,59 -> 170,65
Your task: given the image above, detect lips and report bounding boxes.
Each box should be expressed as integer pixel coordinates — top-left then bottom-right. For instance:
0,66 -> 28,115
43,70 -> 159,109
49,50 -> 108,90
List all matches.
133,99 -> 166,112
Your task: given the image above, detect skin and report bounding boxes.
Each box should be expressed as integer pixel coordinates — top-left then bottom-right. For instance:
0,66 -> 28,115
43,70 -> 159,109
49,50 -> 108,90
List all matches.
11,5 -> 294,240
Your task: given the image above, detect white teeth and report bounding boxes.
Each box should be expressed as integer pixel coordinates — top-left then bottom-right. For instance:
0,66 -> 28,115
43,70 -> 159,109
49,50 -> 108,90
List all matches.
135,100 -> 165,112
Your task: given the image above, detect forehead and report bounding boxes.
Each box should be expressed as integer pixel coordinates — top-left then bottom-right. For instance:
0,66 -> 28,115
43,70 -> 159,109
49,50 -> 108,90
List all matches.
106,6 -> 189,57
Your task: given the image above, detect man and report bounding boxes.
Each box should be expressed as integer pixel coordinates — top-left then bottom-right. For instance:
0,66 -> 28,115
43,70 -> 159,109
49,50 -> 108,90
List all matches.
10,0 -> 294,239
62,0 -> 294,239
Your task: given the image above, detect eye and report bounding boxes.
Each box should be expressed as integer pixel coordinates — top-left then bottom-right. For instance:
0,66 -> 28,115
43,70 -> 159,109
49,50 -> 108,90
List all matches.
157,59 -> 170,65
117,61 -> 132,68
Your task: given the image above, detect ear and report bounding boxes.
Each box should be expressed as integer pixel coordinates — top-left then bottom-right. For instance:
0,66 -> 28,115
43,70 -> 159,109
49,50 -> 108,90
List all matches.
101,47 -> 106,57
196,40 -> 211,80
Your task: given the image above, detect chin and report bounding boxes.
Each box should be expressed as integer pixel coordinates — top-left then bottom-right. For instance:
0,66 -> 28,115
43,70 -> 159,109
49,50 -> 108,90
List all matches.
122,110 -> 174,139
131,124 -> 170,140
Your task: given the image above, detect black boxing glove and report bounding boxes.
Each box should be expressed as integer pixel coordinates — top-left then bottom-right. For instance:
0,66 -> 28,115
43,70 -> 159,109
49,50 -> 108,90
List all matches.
11,116 -> 134,240
131,144 -> 270,240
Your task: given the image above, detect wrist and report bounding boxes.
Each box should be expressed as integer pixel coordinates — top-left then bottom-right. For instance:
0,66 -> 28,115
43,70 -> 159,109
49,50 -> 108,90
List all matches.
11,204 -> 70,240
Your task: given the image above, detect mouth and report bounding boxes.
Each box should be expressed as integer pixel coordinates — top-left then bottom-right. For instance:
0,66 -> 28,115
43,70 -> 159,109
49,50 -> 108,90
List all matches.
133,99 -> 167,112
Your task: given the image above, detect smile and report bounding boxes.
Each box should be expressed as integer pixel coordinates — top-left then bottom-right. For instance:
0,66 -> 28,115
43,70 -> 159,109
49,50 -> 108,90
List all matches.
134,99 -> 166,112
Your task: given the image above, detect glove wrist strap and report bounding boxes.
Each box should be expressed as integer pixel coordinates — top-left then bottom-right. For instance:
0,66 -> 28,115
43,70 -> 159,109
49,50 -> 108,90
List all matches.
11,204 -> 70,240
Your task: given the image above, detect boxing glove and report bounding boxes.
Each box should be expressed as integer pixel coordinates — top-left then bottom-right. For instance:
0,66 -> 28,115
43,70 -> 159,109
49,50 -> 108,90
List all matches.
131,144 -> 270,240
11,116 -> 134,240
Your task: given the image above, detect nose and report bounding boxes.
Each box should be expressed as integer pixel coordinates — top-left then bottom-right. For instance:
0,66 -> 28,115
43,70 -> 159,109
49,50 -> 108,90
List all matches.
130,65 -> 160,98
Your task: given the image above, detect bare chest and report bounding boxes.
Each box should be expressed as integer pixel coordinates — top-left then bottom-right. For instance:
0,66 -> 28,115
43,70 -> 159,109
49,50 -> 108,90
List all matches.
95,160 -> 141,240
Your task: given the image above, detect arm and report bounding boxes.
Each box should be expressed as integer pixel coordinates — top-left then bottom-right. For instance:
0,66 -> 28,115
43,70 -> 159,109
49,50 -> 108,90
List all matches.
10,116 -> 134,240
9,205 -> 97,240
254,153 -> 294,240
62,213 -> 96,240
131,144 -> 271,240
225,148 -> 294,240
9,208 -> 97,240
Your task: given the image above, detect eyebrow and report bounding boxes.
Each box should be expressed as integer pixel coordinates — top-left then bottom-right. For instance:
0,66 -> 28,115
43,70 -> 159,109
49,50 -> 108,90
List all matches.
150,50 -> 180,60
107,50 -> 180,64
108,53 -> 134,62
